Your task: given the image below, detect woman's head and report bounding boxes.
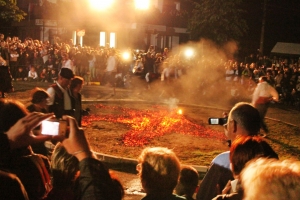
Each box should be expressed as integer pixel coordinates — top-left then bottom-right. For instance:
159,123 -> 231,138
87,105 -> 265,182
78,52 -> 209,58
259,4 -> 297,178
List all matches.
0,99 -> 28,132
30,87 -> 49,104
230,135 -> 278,176
70,76 -> 84,93
51,142 -> 79,188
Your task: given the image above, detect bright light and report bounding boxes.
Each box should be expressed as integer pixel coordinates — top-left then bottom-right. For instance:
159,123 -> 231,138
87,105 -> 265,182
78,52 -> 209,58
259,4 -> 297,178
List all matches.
135,0 -> 150,10
110,32 -> 116,48
184,48 -> 194,58
90,0 -> 114,10
122,52 -> 130,60
177,109 -> 183,115
100,32 -> 105,47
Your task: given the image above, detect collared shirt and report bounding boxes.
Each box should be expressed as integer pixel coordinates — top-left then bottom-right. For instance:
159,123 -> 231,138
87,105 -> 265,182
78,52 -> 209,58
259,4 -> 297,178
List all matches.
252,81 -> 279,105
47,82 -> 72,110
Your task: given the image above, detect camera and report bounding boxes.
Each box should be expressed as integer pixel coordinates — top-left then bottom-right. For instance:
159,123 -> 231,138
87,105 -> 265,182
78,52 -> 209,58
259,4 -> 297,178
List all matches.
208,117 -> 228,125
41,119 -> 67,136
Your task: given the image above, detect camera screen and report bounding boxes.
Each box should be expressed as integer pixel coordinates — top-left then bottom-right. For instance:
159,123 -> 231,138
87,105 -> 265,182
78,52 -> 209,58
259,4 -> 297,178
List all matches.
41,120 -> 60,135
210,118 -> 219,124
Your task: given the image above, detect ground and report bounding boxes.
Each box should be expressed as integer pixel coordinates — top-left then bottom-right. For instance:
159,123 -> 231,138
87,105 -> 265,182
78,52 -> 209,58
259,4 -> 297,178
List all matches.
82,102 -> 229,166
9,81 -> 300,166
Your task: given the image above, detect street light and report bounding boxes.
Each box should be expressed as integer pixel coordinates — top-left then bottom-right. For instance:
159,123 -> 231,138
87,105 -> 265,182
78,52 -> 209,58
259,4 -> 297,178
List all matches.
184,48 -> 194,59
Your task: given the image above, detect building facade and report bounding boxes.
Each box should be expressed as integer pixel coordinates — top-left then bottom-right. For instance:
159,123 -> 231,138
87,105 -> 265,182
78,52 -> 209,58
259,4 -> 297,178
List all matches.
14,0 -> 189,51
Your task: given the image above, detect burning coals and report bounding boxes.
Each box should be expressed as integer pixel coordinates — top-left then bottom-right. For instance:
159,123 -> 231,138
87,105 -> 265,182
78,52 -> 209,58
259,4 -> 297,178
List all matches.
82,104 -> 226,147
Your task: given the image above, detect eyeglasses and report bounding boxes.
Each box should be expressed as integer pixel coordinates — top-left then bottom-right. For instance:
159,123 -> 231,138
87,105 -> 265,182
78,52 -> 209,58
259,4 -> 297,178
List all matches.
223,119 -> 234,130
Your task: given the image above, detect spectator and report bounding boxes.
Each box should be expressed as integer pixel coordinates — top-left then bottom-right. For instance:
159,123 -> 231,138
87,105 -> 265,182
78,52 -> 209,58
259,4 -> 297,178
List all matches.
1,98 -> 124,199
9,44 -> 19,79
175,165 -> 199,200
213,136 -> 278,200
46,142 -> 80,200
0,55 -> 14,98
27,87 -> 49,113
40,68 -> 48,82
0,99 -> 53,199
27,87 -> 50,156
0,170 -> 29,200
68,76 -> 84,126
49,69 -> 58,83
241,158 -> 300,200
137,147 -> 185,200
61,53 -> 75,73
196,102 -> 261,200
15,66 -> 28,81
28,66 -> 38,81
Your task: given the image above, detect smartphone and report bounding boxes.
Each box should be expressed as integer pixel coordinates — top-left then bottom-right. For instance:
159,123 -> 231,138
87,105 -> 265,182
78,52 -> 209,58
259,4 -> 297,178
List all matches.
208,117 -> 228,125
41,120 -> 67,136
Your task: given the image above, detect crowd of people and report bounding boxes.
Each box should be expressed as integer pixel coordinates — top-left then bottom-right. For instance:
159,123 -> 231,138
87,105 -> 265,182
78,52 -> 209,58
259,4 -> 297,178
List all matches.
1,33 -> 300,199
1,33 -> 300,110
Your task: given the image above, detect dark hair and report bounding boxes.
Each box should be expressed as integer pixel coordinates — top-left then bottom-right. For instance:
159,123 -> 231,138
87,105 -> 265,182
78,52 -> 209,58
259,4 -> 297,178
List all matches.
175,165 -> 199,197
230,102 -> 261,135
31,88 -> 49,104
230,136 -> 278,175
70,76 -> 84,91
0,99 -> 28,132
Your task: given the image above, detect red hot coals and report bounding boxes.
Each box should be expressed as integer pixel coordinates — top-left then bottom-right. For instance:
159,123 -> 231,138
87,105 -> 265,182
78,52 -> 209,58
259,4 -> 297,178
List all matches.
82,104 -> 226,147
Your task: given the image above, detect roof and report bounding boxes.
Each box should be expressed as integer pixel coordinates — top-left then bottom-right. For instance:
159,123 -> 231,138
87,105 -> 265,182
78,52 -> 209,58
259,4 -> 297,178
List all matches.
271,42 -> 300,56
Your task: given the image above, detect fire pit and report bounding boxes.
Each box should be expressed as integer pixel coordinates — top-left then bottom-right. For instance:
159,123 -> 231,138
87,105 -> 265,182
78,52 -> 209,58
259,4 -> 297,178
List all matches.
83,102 -> 229,165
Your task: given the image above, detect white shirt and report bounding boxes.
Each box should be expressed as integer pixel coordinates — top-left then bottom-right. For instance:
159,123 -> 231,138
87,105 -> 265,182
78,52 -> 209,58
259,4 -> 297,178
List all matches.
252,81 -> 279,105
211,151 -> 230,170
62,59 -> 75,73
106,55 -> 117,72
47,82 -> 72,110
28,71 -> 38,79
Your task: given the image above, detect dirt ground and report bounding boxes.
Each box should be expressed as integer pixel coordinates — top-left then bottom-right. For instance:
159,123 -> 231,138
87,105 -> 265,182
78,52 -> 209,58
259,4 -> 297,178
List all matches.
82,102 -> 229,166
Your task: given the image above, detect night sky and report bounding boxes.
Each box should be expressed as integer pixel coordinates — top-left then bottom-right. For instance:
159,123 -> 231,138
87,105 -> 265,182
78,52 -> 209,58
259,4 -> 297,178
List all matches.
241,0 -> 300,56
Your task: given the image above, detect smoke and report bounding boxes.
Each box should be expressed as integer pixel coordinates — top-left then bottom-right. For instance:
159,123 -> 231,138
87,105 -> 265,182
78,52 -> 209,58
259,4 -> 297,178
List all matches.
156,39 -> 246,109
163,97 -> 179,112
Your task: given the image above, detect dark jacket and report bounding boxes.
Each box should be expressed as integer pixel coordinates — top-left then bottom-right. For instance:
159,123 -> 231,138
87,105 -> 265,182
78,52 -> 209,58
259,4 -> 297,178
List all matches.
68,89 -> 82,126
196,163 -> 234,200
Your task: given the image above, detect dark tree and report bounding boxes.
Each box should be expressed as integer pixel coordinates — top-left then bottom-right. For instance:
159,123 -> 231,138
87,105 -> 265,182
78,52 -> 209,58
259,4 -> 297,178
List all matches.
0,0 -> 26,25
187,0 -> 248,45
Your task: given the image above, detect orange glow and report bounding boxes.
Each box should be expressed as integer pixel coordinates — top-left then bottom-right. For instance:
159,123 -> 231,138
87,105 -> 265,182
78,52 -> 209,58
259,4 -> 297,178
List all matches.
82,104 -> 226,146
177,109 -> 183,115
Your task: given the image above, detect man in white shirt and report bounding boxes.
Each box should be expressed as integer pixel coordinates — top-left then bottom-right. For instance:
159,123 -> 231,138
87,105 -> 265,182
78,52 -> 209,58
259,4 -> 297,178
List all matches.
61,53 -> 75,74
252,76 -> 278,137
104,49 -> 117,87
47,68 -> 74,119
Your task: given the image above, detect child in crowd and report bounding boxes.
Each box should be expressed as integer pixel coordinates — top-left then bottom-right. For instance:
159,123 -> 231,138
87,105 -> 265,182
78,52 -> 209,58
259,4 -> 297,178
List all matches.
28,66 -> 38,81
175,165 -> 199,200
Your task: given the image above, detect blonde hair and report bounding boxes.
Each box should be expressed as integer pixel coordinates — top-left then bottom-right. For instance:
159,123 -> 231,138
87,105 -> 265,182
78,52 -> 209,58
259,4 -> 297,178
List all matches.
138,147 -> 180,194
241,158 -> 300,200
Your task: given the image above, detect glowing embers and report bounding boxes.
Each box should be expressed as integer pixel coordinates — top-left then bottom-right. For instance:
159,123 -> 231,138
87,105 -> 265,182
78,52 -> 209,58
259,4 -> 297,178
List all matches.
82,104 -> 225,147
